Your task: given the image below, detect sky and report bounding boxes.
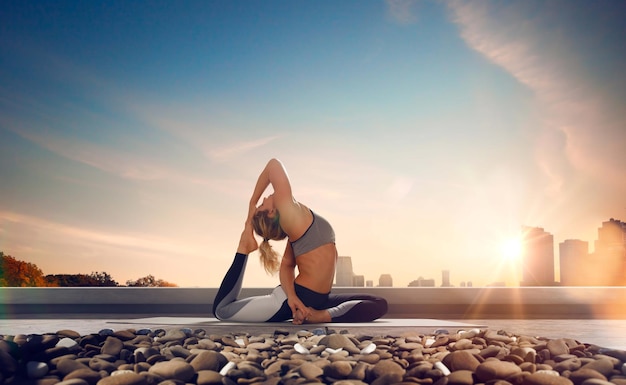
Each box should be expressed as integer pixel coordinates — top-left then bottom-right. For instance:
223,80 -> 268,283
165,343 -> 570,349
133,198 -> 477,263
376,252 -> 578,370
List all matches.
1,0 -> 625,288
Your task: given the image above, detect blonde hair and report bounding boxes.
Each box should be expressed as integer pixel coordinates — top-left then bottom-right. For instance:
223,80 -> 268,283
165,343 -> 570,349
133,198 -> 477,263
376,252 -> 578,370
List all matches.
252,210 -> 288,274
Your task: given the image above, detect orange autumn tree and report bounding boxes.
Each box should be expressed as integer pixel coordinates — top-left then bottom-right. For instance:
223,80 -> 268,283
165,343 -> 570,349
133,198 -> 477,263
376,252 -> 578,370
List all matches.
0,252 -> 47,287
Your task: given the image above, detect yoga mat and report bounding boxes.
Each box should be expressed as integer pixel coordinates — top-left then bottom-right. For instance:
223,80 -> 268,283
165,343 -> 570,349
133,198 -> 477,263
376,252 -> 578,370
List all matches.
107,317 -> 486,329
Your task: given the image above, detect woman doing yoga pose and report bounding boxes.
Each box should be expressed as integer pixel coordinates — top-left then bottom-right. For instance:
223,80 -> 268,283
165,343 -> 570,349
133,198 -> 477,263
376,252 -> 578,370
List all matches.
212,158 -> 388,324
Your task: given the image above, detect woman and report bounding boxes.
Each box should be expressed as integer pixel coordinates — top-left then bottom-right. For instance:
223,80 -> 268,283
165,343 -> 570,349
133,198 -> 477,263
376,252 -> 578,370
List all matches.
212,158 -> 388,324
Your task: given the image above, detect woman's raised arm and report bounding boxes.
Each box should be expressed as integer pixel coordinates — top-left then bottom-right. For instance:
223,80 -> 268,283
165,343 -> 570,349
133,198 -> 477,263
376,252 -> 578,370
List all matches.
247,158 -> 293,221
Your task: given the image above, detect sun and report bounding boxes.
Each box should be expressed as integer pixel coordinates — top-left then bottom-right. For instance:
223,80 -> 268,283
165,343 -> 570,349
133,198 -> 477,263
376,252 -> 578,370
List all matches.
500,237 -> 523,261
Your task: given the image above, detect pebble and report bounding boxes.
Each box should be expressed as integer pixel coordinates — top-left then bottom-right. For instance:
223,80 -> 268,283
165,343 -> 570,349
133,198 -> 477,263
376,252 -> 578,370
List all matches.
324,360 -> 353,379
148,360 -> 195,382
26,361 -> 49,378
360,343 -> 376,355
523,372 -> 574,385
319,334 -> 357,350
0,327 -> 623,385
580,358 -> 615,377
58,330 -> 81,339
448,369 -> 475,385
435,361 -> 452,376
299,362 -> 324,380
547,339 -> 571,357
475,359 -> 523,381
371,359 -> 405,379
197,370 -> 223,385
294,342 -> 310,354
568,368 -> 608,385
218,361 -> 236,376
97,372 -> 147,385
156,329 -> 187,343
0,350 -> 18,378
443,350 -> 481,371
190,350 -> 227,372
57,337 -> 79,349
101,337 -> 124,356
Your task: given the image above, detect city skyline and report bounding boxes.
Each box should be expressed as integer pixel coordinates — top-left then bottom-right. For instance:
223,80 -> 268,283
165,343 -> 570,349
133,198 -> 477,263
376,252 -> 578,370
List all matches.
1,1 -> 625,288
337,217 -> 626,287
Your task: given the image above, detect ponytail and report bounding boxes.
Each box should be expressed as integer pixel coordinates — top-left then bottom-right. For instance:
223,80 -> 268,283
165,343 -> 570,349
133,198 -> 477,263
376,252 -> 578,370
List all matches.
258,239 -> 280,274
252,210 -> 288,275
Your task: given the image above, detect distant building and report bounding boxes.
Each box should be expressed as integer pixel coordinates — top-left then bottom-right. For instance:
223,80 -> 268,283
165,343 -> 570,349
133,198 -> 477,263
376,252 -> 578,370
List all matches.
559,239 -> 588,286
591,218 -> 626,286
408,277 -> 435,287
441,270 -> 451,287
335,256 -> 354,286
366,280 -> 373,287
521,226 -> 556,286
378,274 -> 393,287
353,274 -> 365,287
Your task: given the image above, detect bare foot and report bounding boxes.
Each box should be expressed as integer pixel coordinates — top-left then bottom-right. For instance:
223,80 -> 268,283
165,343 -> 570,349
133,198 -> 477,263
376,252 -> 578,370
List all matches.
301,308 -> 331,324
292,309 -> 304,325
236,226 -> 258,255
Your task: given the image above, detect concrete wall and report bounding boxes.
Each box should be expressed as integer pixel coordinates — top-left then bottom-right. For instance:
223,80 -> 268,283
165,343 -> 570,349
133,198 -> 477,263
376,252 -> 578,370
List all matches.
1,287 -> 625,319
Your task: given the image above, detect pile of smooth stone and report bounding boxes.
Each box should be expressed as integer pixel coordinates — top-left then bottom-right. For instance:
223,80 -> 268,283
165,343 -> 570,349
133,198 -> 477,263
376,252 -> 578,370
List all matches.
1,326 -> 625,385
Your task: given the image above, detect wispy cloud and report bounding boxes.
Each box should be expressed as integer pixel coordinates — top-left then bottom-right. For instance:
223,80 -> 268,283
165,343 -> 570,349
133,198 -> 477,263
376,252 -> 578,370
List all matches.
0,210 -> 194,256
6,119 -> 242,192
447,0 -> 626,192
205,135 -> 282,162
126,100 -> 282,163
11,124 -> 171,181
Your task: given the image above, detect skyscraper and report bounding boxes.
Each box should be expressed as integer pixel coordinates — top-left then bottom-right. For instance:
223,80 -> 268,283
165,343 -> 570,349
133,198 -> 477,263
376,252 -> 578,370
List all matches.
335,256 -> 354,286
591,218 -> 626,286
521,226 -> 556,286
441,270 -> 451,287
353,275 -> 365,287
559,239 -> 588,286
378,274 -> 393,287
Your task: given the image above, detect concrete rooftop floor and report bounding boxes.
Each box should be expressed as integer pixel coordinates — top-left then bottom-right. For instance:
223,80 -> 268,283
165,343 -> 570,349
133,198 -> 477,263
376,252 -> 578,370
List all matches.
0,317 -> 624,351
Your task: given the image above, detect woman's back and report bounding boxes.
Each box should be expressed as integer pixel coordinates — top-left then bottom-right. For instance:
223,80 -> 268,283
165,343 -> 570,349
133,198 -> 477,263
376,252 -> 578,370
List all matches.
294,242 -> 337,293
287,207 -> 337,293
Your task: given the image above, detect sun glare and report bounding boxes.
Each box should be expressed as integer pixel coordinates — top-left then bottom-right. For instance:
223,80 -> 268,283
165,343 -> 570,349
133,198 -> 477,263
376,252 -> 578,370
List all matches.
500,237 -> 523,261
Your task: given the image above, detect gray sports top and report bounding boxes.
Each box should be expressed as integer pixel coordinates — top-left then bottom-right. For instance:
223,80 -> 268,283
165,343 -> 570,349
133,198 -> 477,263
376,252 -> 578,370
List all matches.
290,210 -> 335,257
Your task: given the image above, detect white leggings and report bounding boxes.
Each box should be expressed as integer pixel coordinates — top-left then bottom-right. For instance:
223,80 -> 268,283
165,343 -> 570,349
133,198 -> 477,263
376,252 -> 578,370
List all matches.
212,253 -> 389,323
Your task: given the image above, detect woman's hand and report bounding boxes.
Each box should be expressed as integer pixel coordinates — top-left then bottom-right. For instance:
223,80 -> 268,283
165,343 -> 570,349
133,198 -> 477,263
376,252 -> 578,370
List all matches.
288,296 -> 311,325
236,222 -> 258,255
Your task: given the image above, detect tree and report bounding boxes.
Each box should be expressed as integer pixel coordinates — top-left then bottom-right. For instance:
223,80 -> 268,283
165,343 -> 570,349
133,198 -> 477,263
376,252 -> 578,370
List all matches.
126,274 -> 178,287
89,271 -> 119,287
45,272 -> 119,287
0,252 -> 47,287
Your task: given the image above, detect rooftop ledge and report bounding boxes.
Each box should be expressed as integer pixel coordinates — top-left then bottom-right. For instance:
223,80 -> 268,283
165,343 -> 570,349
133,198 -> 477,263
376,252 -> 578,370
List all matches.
1,286 -> 625,320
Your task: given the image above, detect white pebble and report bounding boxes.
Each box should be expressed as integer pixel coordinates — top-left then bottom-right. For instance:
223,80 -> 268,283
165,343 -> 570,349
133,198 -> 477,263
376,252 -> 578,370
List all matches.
26,362 -> 48,379
111,370 -> 135,376
56,337 -> 78,348
536,370 -> 560,376
235,338 -> 246,347
294,343 -> 310,354
325,347 -> 343,354
434,361 -> 451,376
425,338 -> 436,347
220,361 -> 236,376
360,343 -> 376,355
